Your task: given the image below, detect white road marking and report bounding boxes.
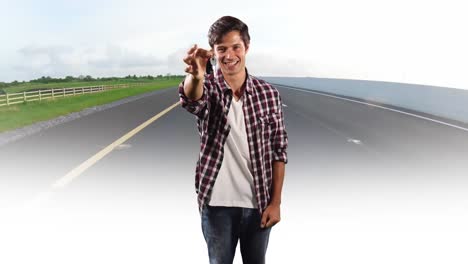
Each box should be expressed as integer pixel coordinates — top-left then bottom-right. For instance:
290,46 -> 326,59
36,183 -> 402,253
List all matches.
287,106 -> 385,159
24,101 -> 180,209
115,143 -> 132,150
347,138 -> 362,145
281,86 -> 468,132
51,101 -> 180,189
282,103 -> 288,107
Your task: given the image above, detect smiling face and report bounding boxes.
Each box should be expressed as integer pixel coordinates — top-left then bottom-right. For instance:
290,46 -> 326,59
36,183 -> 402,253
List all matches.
213,30 -> 249,78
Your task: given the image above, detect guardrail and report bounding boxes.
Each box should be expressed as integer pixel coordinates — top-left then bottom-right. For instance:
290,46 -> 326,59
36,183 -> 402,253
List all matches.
0,83 -> 144,107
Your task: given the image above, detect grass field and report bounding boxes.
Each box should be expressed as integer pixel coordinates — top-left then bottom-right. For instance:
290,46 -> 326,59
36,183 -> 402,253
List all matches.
0,78 -> 182,133
2,78 -> 175,94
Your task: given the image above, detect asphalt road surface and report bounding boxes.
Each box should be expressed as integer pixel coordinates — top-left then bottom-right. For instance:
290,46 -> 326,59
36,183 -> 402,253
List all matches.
1,84 -> 467,264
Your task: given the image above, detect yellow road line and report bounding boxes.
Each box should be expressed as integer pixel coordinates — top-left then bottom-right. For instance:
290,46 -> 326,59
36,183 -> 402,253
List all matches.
51,101 -> 180,189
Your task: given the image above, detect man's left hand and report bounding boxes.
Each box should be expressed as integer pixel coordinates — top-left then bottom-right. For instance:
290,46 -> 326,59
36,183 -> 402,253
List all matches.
261,204 -> 281,228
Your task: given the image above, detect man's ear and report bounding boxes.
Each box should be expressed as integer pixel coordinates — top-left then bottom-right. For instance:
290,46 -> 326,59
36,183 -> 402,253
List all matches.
245,44 -> 249,54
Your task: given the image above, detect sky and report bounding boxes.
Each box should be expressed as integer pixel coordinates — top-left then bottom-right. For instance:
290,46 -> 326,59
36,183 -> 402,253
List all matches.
1,0 -> 467,90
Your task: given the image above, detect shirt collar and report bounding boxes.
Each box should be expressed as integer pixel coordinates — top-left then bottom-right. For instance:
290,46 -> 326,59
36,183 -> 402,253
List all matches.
214,67 -> 253,96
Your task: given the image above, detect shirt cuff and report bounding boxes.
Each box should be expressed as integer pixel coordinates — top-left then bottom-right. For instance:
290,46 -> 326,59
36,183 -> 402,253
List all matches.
272,149 -> 288,164
178,81 -> 207,116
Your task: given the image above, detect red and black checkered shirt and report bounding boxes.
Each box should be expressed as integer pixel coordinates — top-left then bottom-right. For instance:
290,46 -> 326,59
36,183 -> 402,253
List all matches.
178,69 -> 288,214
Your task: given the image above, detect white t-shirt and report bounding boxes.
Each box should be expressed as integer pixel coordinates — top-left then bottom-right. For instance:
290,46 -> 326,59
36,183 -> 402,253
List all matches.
208,95 -> 258,208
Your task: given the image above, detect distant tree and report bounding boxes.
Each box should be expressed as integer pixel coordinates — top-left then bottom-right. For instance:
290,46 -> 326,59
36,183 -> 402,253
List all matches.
84,75 -> 94,81
65,76 -> 75,82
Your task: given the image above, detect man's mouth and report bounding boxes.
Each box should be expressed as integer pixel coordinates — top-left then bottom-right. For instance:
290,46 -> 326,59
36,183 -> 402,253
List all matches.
223,60 -> 239,67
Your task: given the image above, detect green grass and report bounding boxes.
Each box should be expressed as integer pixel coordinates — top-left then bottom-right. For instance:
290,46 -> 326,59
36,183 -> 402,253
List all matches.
0,78 -> 182,133
3,79 -> 168,94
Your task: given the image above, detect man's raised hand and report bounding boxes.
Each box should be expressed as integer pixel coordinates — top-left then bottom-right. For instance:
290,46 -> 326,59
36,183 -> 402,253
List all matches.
183,44 -> 213,80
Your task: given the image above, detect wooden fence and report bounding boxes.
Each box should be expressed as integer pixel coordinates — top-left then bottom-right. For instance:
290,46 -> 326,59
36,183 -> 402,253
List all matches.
0,83 -> 144,107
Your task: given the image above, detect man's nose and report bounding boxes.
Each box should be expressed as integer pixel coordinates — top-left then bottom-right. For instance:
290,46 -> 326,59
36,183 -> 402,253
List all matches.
226,49 -> 233,59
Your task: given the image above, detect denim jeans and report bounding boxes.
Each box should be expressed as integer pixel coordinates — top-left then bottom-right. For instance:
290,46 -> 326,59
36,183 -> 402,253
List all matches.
201,205 -> 272,264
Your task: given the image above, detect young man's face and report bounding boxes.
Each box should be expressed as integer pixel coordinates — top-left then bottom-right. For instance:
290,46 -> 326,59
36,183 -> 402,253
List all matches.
213,30 -> 249,77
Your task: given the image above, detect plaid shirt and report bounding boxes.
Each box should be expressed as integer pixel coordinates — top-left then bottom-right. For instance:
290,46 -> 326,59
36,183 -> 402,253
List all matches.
178,69 -> 288,213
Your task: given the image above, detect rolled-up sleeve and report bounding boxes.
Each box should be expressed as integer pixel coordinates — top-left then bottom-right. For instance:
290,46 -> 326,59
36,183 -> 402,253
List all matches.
178,79 -> 209,119
272,94 -> 288,164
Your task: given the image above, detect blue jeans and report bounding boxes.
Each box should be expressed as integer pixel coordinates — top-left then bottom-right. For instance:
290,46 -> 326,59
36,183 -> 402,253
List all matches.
201,205 -> 272,264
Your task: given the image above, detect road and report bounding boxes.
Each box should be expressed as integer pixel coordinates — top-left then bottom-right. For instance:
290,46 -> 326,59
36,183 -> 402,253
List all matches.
1,84 -> 467,264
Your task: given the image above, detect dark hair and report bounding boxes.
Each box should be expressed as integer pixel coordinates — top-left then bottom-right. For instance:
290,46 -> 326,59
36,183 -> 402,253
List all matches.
208,16 -> 250,48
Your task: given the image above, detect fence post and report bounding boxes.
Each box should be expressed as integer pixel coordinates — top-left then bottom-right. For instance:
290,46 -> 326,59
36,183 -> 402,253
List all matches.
52,88 -> 55,98
39,90 -> 42,101
23,91 -> 26,102
6,93 -> 9,105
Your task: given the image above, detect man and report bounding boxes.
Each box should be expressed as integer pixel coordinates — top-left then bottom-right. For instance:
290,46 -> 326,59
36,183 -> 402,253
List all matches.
178,16 -> 288,264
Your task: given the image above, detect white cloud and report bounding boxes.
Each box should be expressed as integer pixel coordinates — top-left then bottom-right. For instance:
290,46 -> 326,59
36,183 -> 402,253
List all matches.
12,44 -> 172,79
14,45 -> 78,79
167,48 -> 189,76
247,52 -> 316,77
88,45 -> 163,69
1,0 -> 468,89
